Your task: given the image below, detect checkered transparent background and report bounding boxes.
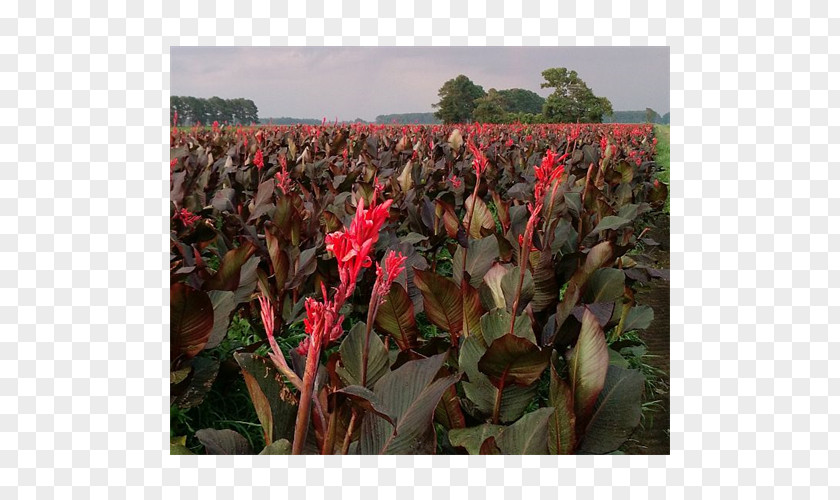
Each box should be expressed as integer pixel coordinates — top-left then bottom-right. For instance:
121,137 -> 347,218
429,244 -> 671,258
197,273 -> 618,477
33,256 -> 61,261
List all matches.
1,0 -> 837,497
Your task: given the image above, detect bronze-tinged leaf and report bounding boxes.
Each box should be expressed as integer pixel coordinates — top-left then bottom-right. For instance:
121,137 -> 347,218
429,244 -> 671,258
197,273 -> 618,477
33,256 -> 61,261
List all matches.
259,439 -> 292,455
461,281 -> 484,339
360,353 -> 460,455
478,262 -> 509,311
477,334 -> 551,387
434,384 -> 466,430
374,283 -> 419,351
171,283 -> 214,360
565,308 -> 609,431
494,407 -> 554,455
464,194 -> 496,238
452,237 -> 499,288
448,424 -> 504,455
195,428 -> 253,455
531,248 -> 558,312
548,240 -> 614,346
202,240 -> 258,292
548,356 -> 576,454
336,322 -> 390,389
501,266 -> 534,316
413,268 -> 463,337
578,365 -> 645,454
205,290 -> 235,350
264,222 -> 290,288
234,352 -> 298,446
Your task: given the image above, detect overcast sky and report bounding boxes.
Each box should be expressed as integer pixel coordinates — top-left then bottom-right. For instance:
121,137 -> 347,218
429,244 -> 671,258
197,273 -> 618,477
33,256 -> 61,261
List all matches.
171,47 -> 669,121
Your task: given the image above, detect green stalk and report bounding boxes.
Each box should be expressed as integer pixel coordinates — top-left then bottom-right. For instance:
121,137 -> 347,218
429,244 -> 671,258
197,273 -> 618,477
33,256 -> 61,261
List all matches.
291,340 -> 321,455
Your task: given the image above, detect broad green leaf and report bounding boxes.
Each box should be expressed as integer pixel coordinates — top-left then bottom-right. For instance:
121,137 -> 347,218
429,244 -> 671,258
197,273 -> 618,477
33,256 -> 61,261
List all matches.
495,407 -> 554,455
374,283 -> 419,351
234,352 -> 298,446
205,290 -> 235,350
459,335 -> 537,423
620,305 -> 654,334
548,358 -> 576,454
550,241 -> 614,345
336,322 -> 389,389
259,439 -> 292,455
448,424 -> 504,455
608,348 -> 630,368
414,268 -> 463,337
531,248 -> 557,312
170,436 -> 194,455
589,216 -> 630,235
233,256 -> 260,304
478,334 -> 551,387
566,307 -> 608,431
171,357 -> 219,410
578,365 -> 645,454
464,194 -> 496,238
285,247 -> 317,290
501,266 -> 534,316
203,240 -> 257,292
171,283 -> 214,360
583,268 -> 626,304
452,236 -> 499,287
195,428 -> 253,455
400,232 -> 429,245
478,262 -> 509,311
333,385 -> 396,428
360,353 -> 459,454
479,308 -> 534,347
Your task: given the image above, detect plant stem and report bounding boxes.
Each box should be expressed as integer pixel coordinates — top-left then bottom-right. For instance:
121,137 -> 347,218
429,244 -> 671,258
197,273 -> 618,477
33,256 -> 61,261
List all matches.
341,411 -> 358,454
491,378 -> 506,425
321,404 -> 338,455
291,341 -> 321,455
361,295 -> 381,387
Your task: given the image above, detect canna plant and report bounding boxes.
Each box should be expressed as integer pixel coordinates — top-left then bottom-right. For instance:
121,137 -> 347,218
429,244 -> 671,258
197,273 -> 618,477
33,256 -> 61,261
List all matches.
170,122 -> 667,455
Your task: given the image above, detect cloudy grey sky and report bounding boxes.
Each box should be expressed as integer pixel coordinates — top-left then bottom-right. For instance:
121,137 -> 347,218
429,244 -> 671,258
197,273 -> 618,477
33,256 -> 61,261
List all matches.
171,47 -> 669,121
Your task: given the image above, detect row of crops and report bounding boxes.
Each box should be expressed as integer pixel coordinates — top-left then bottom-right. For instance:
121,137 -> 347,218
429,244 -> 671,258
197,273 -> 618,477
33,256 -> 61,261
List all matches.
170,121 -> 668,455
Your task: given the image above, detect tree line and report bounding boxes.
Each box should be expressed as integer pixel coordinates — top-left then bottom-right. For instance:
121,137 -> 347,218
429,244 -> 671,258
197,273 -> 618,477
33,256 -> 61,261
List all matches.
433,67 -> 664,125
170,96 -> 259,126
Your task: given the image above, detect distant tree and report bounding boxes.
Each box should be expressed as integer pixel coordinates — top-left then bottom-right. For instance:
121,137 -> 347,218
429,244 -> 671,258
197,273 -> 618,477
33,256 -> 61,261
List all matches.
540,68 -> 613,123
472,89 -> 509,123
661,112 -> 670,125
497,88 -> 545,115
433,75 -> 486,124
644,107 -> 661,124
375,113 -> 441,125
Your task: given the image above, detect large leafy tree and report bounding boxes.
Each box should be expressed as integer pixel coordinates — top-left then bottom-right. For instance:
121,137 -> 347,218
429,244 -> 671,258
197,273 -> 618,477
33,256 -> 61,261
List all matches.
472,89 -> 509,124
540,68 -> 613,123
433,75 -> 486,124
497,88 -> 545,115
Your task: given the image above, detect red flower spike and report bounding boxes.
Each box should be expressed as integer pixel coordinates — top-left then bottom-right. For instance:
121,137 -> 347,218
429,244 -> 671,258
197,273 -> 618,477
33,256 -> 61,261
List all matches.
254,149 -> 264,170
374,250 -> 407,304
467,142 -> 488,177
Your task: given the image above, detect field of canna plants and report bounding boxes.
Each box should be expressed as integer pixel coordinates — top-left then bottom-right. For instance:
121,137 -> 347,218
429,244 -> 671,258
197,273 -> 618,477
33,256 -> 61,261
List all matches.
170,121 -> 669,455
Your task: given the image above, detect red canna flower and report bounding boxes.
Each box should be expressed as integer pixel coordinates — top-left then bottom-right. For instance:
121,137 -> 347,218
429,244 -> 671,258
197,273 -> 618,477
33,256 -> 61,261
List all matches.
373,250 -> 407,304
173,208 -> 200,227
275,156 -> 291,194
296,283 -> 344,355
533,150 -> 567,206
254,149 -> 264,170
467,141 -> 488,177
325,196 -> 393,302
450,175 -> 462,189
